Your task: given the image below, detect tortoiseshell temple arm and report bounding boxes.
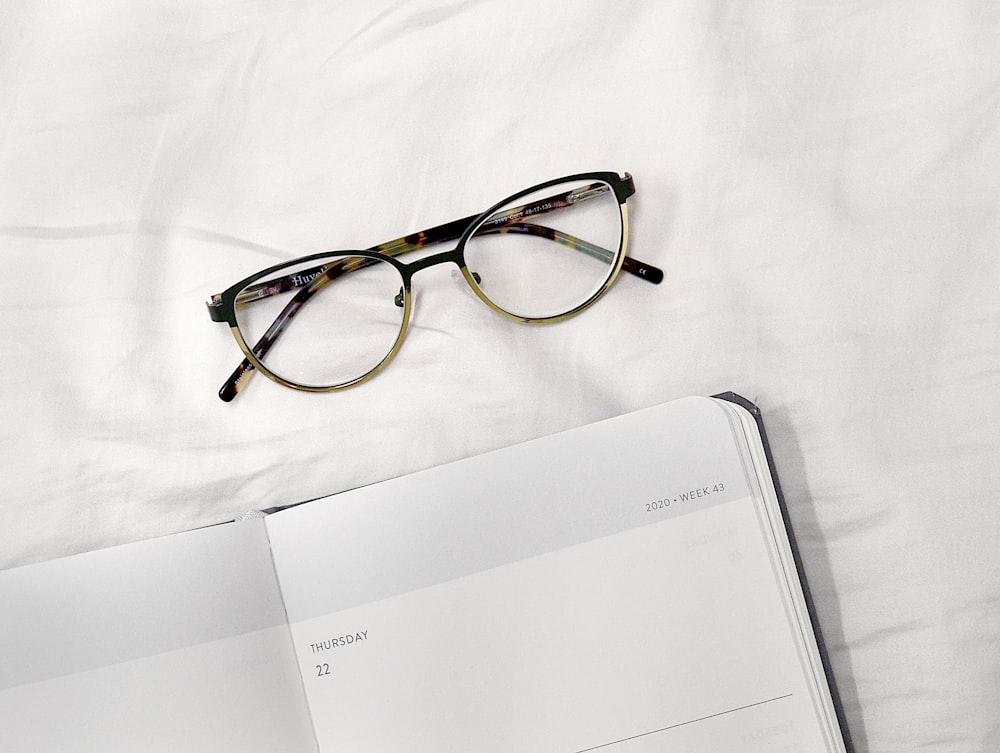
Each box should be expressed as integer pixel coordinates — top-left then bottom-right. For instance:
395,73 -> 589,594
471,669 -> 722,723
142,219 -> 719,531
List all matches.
494,223 -> 662,282
226,183 -> 661,306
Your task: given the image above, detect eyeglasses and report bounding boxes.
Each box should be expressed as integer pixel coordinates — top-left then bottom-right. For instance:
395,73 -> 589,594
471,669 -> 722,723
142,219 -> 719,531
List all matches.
206,171 -> 663,401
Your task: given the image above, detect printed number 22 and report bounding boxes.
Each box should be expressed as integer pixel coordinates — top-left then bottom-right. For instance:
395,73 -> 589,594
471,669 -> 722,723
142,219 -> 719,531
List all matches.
316,663 -> 330,677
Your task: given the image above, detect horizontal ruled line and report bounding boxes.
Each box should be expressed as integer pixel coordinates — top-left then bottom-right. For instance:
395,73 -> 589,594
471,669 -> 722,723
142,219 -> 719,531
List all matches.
572,693 -> 794,752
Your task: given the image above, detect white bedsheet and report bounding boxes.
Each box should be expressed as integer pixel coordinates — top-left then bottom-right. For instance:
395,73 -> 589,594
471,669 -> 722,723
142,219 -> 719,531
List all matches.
1,2 -> 998,750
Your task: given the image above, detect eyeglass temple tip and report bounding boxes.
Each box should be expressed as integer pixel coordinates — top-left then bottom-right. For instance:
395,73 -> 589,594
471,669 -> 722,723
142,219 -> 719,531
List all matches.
624,257 -> 664,284
219,360 -> 255,402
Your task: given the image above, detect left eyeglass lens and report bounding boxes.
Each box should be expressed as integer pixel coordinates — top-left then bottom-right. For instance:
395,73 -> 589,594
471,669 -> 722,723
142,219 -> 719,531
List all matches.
233,254 -> 406,389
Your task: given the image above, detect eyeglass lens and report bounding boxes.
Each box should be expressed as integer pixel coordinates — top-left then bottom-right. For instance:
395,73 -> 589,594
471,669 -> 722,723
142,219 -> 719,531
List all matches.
233,255 -> 406,389
463,179 -> 622,319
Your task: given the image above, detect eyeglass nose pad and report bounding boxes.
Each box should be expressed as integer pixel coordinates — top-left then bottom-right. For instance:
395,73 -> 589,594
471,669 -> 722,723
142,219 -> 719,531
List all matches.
452,268 -> 482,285
394,287 -> 404,308
451,268 -> 483,299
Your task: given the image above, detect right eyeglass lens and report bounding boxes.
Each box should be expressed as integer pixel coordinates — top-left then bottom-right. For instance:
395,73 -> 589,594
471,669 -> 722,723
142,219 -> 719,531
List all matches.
233,254 -> 406,389
462,179 -> 623,320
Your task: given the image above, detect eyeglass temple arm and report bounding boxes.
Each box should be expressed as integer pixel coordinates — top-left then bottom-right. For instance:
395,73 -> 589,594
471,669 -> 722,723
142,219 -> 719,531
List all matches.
488,222 -> 661,282
225,184 -> 662,306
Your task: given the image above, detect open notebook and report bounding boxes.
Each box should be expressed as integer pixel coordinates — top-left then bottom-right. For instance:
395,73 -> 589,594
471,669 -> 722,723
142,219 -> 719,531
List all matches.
0,395 -> 852,752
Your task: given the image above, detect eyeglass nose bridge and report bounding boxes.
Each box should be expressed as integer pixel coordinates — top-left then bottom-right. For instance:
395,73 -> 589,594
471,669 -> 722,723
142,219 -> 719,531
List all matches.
400,247 -> 465,276
392,246 -> 468,300
392,246 -> 483,309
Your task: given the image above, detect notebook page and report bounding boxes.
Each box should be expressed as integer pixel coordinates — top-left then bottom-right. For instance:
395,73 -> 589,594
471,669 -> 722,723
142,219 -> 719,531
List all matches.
266,397 -> 840,752
0,518 -> 316,753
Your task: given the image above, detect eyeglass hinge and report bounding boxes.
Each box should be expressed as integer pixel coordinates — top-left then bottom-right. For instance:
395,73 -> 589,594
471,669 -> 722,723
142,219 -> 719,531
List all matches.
567,184 -> 611,204
206,295 -> 228,323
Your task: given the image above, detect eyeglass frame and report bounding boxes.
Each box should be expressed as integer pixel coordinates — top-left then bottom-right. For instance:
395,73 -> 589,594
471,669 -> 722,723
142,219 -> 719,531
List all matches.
206,171 -> 663,401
